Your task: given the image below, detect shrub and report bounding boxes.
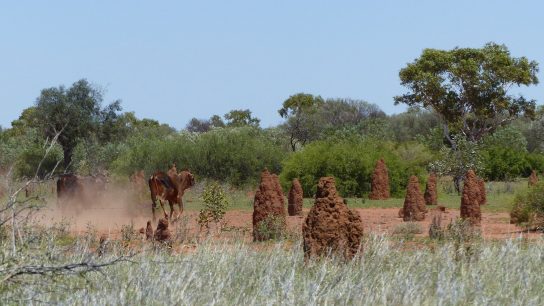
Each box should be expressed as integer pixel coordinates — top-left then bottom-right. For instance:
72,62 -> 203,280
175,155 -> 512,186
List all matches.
428,213 -> 444,240
510,182 -> 544,230
112,127 -> 286,186
280,138 -> 429,197
445,219 -> 481,243
392,222 -> 423,240
255,215 -> 286,241
0,128 -> 64,178
481,146 -> 530,181
198,181 -> 230,233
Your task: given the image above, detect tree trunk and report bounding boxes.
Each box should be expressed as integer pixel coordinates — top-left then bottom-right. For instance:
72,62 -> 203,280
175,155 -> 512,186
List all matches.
63,146 -> 73,171
454,175 -> 462,195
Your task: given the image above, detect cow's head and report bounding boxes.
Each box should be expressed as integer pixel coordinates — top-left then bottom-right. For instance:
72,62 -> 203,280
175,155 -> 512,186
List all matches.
175,170 -> 195,201
178,170 -> 195,189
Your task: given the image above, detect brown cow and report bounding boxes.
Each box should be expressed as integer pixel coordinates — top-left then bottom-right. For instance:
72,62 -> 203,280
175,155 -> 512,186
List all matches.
56,173 -> 108,206
148,169 -> 194,221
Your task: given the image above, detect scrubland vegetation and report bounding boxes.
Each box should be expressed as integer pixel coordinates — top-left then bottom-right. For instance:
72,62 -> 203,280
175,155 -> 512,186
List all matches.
1,42 -> 544,304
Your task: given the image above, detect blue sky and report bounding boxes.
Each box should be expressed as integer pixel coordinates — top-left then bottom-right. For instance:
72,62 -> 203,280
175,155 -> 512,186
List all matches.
1,0 -> 542,130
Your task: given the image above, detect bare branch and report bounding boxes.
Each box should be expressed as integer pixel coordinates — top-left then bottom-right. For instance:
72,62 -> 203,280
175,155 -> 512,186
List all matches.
1,255 -> 135,284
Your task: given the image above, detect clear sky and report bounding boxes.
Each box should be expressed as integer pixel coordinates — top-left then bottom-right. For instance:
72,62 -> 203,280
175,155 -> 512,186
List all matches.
1,0 -> 542,130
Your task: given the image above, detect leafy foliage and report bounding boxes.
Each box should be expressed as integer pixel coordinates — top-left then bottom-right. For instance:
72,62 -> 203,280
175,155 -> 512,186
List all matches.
198,181 -> 230,231
224,109 -> 260,128
429,135 -> 483,192
113,127 -> 285,186
33,79 -> 123,169
395,42 -> 539,143
280,138 -> 430,197
510,182 -> 544,229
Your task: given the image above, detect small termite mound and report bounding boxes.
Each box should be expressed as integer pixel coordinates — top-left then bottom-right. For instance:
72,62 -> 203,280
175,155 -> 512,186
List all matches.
253,169 -> 287,241
154,218 -> 172,242
401,175 -> 427,221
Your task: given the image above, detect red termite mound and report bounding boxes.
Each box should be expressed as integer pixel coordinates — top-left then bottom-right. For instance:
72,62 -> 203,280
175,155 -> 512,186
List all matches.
253,169 -> 287,241
288,179 -> 303,216
302,177 -> 364,260
369,158 -> 390,200
154,218 -> 171,242
424,173 -> 438,206
401,176 -> 427,221
529,170 -> 539,187
460,170 -> 482,226
478,178 -> 487,205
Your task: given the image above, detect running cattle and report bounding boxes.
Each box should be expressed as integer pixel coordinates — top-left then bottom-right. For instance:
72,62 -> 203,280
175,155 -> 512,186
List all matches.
56,173 -> 108,206
148,169 -> 195,221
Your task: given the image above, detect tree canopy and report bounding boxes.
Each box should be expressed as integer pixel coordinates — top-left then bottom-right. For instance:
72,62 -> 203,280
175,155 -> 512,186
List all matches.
395,42 -> 539,144
33,79 -> 122,169
278,93 -> 324,151
224,109 -> 260,128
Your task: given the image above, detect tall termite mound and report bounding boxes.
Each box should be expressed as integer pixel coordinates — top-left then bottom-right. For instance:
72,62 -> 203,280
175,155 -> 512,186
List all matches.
529,170 -> 539,187
478,178 -> 487,205
253,169 -> 287,241
302,177 -> 364,260
424,172 -> 438,205
369,158 -> 390,200
401,176 -> 427,221
288,179 -> 303,216
460,170 -> 482,226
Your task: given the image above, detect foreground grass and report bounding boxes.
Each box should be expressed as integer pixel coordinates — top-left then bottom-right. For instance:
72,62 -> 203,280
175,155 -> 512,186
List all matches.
1,225 -> 543,305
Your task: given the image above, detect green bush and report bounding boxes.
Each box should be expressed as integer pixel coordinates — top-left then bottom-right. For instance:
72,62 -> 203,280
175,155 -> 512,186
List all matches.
280,138 -> 429,197
481,147 -> 529,181
112,127 -> 286,186
479,126 -> 544,181
480,148 -> 544,181
510,182 -> 544,230
0,128 -> 64,178
198,181 -> 230,232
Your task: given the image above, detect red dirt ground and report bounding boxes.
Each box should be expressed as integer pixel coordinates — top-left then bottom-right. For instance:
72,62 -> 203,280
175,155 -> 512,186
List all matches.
35,206 -> 539,240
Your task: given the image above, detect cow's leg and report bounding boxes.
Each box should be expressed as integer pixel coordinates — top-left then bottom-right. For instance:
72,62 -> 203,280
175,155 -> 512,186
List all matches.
159,199 -> 168,220
168,201 -> 175,220
177,198 -> 184,218
151,201 -> 156,222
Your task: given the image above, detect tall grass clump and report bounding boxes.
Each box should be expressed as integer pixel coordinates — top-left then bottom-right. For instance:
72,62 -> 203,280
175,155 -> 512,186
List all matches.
2,230 -> 544,305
